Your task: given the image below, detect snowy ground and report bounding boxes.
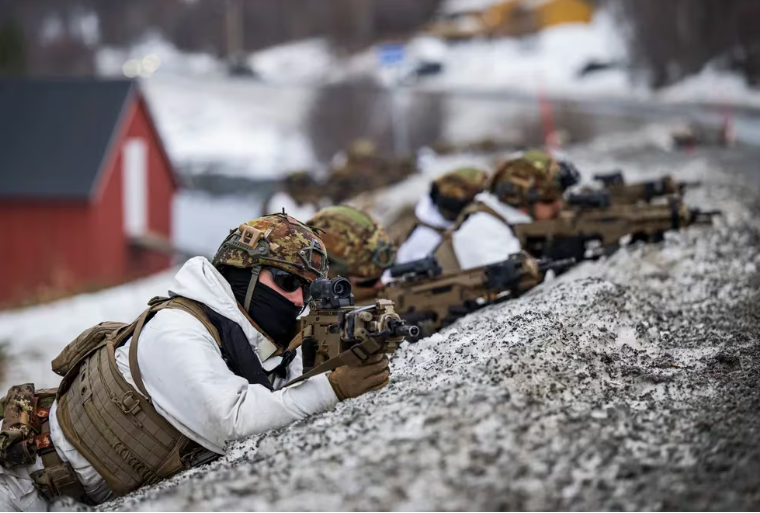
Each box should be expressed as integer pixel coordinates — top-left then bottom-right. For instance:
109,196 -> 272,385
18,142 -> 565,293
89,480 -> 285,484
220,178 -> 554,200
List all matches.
43,140 -> 759,510
0,271 -> 176,392
94,7 -> 760,186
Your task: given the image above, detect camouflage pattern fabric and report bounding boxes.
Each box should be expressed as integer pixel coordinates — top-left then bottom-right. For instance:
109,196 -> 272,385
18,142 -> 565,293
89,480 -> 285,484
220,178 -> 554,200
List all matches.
433,167 -> 489,202
308,206 -> 396,279
490,149 -> 563,207
212,213 -> 328,282
0,383 -> 37,467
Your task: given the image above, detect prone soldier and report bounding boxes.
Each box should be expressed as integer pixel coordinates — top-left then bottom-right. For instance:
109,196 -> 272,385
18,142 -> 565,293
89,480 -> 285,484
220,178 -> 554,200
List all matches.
433,149 -> 580,273
394,167 -> 489,265
0,213 -> 390,509
307,204 -> 572,340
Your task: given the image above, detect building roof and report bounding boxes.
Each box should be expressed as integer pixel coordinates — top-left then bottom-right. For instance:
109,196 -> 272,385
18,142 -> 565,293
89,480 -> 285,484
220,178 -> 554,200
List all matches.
0,79 -> 135,200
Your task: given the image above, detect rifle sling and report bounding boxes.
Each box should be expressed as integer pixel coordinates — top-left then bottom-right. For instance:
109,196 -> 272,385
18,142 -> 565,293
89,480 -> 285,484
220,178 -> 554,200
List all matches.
284,337 -> 383,387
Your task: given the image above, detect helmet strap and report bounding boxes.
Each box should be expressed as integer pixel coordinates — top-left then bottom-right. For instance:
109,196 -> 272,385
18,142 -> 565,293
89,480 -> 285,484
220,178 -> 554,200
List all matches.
244,266 -> 262,311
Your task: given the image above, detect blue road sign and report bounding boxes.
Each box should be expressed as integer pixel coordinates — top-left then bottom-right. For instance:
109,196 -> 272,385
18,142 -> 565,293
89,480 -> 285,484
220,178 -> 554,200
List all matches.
377,43 -> 406,67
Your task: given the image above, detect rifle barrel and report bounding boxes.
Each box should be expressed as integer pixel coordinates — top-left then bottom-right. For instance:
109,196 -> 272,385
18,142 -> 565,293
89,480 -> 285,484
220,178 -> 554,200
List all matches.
690,209 -> 721,224
538,257 -> 576,274
388,320 -> 420,339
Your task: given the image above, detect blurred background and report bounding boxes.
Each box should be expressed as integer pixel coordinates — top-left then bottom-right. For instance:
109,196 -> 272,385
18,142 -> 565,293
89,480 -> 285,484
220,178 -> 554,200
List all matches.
0,0 -> 758,377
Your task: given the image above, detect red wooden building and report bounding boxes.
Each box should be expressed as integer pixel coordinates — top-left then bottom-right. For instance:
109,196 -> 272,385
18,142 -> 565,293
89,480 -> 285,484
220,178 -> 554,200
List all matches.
0,79 -> 177,308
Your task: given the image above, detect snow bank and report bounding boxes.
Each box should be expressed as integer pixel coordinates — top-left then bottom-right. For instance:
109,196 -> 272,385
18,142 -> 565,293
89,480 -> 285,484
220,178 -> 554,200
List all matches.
250,39 -> 337,85
141,75 -> 316,178
416,10 -> 631,99
97,144 -> 760,511
0,271 -> 176,392
96,34 -> 222,78
660,66 -> 760,109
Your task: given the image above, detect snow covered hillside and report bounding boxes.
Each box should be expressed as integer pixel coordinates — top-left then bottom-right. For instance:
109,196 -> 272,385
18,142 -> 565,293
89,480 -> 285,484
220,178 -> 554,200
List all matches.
90,143 -> 760,511
0,271 -> 176,392
91,7 -> 760,185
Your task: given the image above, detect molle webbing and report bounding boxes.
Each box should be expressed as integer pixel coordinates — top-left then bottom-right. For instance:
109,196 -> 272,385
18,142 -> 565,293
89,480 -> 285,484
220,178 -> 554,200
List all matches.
56,297 -> 220,497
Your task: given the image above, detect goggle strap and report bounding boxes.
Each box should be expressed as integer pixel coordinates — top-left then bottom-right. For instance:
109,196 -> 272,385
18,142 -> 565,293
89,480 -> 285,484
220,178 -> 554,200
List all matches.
244,266 -> 261,311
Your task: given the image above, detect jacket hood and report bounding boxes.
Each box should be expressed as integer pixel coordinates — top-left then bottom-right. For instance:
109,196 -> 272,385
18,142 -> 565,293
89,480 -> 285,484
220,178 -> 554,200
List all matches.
169,257 -> 279,361
415,193 -> 455,230
475,191 -> 533,225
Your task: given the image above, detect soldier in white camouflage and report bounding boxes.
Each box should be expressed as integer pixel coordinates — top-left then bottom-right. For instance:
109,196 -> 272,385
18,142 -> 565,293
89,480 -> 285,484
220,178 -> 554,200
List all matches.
395,167 -> 489,265
0,213 -> 389,509
434,149 -> 580,272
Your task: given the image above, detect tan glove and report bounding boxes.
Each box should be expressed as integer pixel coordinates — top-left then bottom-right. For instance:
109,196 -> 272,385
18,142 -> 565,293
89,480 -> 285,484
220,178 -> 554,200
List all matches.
327,353 -> 390,401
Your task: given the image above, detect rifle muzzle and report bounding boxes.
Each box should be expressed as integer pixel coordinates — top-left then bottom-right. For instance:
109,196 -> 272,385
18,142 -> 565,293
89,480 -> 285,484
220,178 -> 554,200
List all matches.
538,257 -> 576,274
689,209 -> 721,225
593,170 -> 625,186
679,181 -> 702,193
388,319 -> 420,339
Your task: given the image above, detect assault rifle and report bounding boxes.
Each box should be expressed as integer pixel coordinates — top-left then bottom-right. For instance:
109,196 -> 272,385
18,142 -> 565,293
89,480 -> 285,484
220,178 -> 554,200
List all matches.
592,171 -> 701,204
380,253 -> 575,339
514,197 -> 720,262
286,277 -> 419,385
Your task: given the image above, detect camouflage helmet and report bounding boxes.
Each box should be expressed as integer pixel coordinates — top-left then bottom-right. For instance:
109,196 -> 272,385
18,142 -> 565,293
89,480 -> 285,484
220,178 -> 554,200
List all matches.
430,167 -> 489,220
212,212 -> 329,283
490,149 -> 565,207
308,205 -> 396,279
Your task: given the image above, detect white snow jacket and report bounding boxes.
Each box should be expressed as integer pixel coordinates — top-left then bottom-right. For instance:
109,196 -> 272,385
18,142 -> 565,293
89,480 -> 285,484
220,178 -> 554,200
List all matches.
395,194 -> 455,265
48,257 -> 338,502
451,192 -> 532,271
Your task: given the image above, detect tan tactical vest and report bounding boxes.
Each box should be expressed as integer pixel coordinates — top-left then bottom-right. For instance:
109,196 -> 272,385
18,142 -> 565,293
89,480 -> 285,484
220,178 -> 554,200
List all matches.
54,296 -> 221,497
433,201 -> 510,275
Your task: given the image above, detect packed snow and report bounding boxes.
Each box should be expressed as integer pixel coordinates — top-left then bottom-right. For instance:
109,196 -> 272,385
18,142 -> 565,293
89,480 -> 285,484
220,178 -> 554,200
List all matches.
93,143 -> 760,511
141,76 -> 316,179
249,39 -> 338,85
0,271 -> 176,393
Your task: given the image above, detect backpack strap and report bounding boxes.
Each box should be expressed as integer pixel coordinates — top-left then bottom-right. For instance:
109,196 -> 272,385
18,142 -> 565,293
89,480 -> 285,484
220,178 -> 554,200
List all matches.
433,201 -> 512,274
128,297 -> 223,400
452,200 -> 510,231
403,218 -> 448,243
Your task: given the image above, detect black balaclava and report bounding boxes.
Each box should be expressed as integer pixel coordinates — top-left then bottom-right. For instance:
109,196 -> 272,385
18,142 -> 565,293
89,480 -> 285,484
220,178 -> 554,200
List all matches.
221,266 -> 301,347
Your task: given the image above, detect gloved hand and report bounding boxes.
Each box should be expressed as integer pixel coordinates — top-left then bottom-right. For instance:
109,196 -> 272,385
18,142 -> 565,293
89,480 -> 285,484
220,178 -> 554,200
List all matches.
327,353 -> 390,401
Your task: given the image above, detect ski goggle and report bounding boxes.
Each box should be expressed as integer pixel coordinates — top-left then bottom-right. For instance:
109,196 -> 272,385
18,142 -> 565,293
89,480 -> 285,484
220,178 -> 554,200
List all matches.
265,267 -> 308,294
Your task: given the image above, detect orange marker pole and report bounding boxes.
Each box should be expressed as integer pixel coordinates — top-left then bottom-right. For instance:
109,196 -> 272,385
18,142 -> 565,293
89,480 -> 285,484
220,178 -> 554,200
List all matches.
537,75 -> 558,153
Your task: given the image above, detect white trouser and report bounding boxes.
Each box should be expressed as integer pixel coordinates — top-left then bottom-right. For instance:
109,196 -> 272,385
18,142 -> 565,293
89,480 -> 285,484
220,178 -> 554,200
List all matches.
0,460 -> 47,512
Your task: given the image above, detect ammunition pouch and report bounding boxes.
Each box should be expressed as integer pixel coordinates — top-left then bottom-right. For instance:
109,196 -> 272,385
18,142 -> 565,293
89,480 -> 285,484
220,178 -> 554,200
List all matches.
0,384 -> 87,502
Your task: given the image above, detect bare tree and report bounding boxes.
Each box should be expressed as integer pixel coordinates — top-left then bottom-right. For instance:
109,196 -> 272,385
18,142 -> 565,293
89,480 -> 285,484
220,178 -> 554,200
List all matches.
615,0 -> 760,88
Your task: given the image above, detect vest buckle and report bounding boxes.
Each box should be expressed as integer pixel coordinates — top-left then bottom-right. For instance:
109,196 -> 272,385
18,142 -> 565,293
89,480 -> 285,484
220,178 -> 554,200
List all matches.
120,391 -> 141,415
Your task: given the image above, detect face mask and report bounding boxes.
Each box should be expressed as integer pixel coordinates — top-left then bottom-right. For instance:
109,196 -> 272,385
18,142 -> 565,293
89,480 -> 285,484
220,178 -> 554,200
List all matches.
247,282 -> 301,347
